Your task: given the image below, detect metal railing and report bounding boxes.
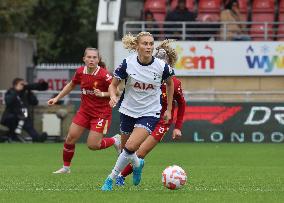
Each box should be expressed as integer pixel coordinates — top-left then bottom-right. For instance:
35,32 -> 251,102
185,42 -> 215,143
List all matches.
35,64 -> 83,69
123,21 -> 284,41
2,90 -> 284,105
0,90 -> 81,105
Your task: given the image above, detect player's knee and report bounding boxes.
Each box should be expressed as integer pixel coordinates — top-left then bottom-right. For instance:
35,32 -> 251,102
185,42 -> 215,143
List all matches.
87,143 -> 101,150
65,135 -> 76,144
124,144 -> 137,152
136,150 -> 146,159
124,147 -> 135,154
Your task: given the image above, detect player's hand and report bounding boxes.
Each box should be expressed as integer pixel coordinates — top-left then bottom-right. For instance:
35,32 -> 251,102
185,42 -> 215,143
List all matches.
47,98 -> 58,106
172,129 -> 182,140
94,88 -> 104,97
163,110 -> 171,124
109,96 -> 118,108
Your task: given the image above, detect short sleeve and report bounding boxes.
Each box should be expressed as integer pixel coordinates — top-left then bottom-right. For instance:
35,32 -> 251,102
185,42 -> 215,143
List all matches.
113,59 -> 128,80
104,72 -> 113,84
162,64 -> 175,81
72,69 -> 81,85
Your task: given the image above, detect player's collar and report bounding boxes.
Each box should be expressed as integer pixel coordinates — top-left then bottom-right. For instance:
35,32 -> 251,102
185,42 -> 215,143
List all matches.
83,66 -> 100,75
137,56 -> 154,66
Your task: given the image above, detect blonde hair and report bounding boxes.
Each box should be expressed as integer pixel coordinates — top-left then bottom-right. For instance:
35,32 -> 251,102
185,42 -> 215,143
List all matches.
156,39 -> 177,67
122,32 -> 153,52
84,47 -> 106,68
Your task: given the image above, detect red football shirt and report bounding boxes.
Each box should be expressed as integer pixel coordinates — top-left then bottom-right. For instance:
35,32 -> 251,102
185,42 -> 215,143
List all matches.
72,66 -> 112,119
160,76 -> 186,129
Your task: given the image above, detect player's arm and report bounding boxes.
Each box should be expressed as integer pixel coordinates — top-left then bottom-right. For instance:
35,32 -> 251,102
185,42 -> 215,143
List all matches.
172,80 -> 186,140
47,81 -> 75,105
108,78 -> 121,107
94,85 -> 120,98
108,59 -> 128,107
162,64 -> 175,123
93,89 -> 110,98
164,77 -> 174,123
94,72 -> 120,98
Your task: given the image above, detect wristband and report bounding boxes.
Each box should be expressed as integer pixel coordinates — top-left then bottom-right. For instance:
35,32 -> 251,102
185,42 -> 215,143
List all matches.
101,92 -> 105,97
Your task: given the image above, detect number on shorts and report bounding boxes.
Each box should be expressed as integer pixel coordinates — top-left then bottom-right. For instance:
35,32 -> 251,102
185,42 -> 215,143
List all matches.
159,127 -> 165,134
97,118 -> 104,127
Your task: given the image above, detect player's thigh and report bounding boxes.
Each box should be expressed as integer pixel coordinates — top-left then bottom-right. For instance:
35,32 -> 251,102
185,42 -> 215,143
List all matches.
136,135 -> 159,158
87,130 -> 104,150
125,127 -> 149,151
65,122 -> 86,144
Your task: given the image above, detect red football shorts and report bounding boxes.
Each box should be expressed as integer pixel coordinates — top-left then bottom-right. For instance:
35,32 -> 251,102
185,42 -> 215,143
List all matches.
72,110 -> 111,134
151,121 -> 170,142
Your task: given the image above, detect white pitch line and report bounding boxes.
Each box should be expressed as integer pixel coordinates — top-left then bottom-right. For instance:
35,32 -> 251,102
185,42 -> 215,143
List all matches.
0,188 -> 283,192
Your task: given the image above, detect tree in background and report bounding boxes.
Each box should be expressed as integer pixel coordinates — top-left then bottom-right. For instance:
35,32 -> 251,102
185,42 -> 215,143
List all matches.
0,0 -> 37,32
0,0 -> 99,63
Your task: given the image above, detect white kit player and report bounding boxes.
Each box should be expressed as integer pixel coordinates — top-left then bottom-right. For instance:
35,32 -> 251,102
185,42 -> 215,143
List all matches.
101,32 -> 174,191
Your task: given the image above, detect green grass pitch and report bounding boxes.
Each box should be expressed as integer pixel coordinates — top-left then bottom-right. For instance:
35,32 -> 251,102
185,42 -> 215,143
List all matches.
0,143 -> 284,203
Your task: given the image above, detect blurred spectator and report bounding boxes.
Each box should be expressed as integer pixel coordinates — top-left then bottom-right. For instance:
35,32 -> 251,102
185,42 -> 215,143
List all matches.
220,0 -> 251,41
0,125 -> 9,143
143,11 -> 161,40
164,0 -> 196,40
0,78 -> 47,142
194,15 -> 220,41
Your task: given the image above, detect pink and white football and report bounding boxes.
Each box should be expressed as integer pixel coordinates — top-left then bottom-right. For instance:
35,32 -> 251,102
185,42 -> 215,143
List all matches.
162,165 -> 187,190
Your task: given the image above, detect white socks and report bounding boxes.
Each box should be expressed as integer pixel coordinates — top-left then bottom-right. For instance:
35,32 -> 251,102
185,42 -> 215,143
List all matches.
129,152 -> 140,168
109,149 -> 140,180
109,150 -> 129,179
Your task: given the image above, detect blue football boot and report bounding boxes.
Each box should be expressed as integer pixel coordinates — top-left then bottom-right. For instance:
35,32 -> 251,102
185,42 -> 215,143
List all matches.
115,175 -> 125,186
132,158 -> 144,186
101,177 -> 113,191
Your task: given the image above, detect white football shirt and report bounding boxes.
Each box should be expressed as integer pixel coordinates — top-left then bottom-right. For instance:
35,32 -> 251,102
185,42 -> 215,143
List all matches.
114,54 -> 174,118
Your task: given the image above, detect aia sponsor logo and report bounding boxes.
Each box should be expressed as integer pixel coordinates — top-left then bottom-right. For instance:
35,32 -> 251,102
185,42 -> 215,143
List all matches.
175,106 -> 242,124
134,82 -> 154,90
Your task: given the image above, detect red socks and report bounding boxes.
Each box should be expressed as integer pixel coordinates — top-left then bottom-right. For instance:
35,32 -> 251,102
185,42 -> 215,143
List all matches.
62,138 -> 114,167
121,163 -> 133,177
99,138 -> 115,149
63,143 -> 75,167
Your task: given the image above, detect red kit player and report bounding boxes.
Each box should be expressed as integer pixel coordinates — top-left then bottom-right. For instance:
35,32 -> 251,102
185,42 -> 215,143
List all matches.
116,40 -> 186,185
48,48 -> 120,174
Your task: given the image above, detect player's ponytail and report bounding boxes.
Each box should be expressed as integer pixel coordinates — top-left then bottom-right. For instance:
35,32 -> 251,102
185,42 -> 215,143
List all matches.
155,39 -> 177,67
122,32 -> 153,52
98,59 -> 106,69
